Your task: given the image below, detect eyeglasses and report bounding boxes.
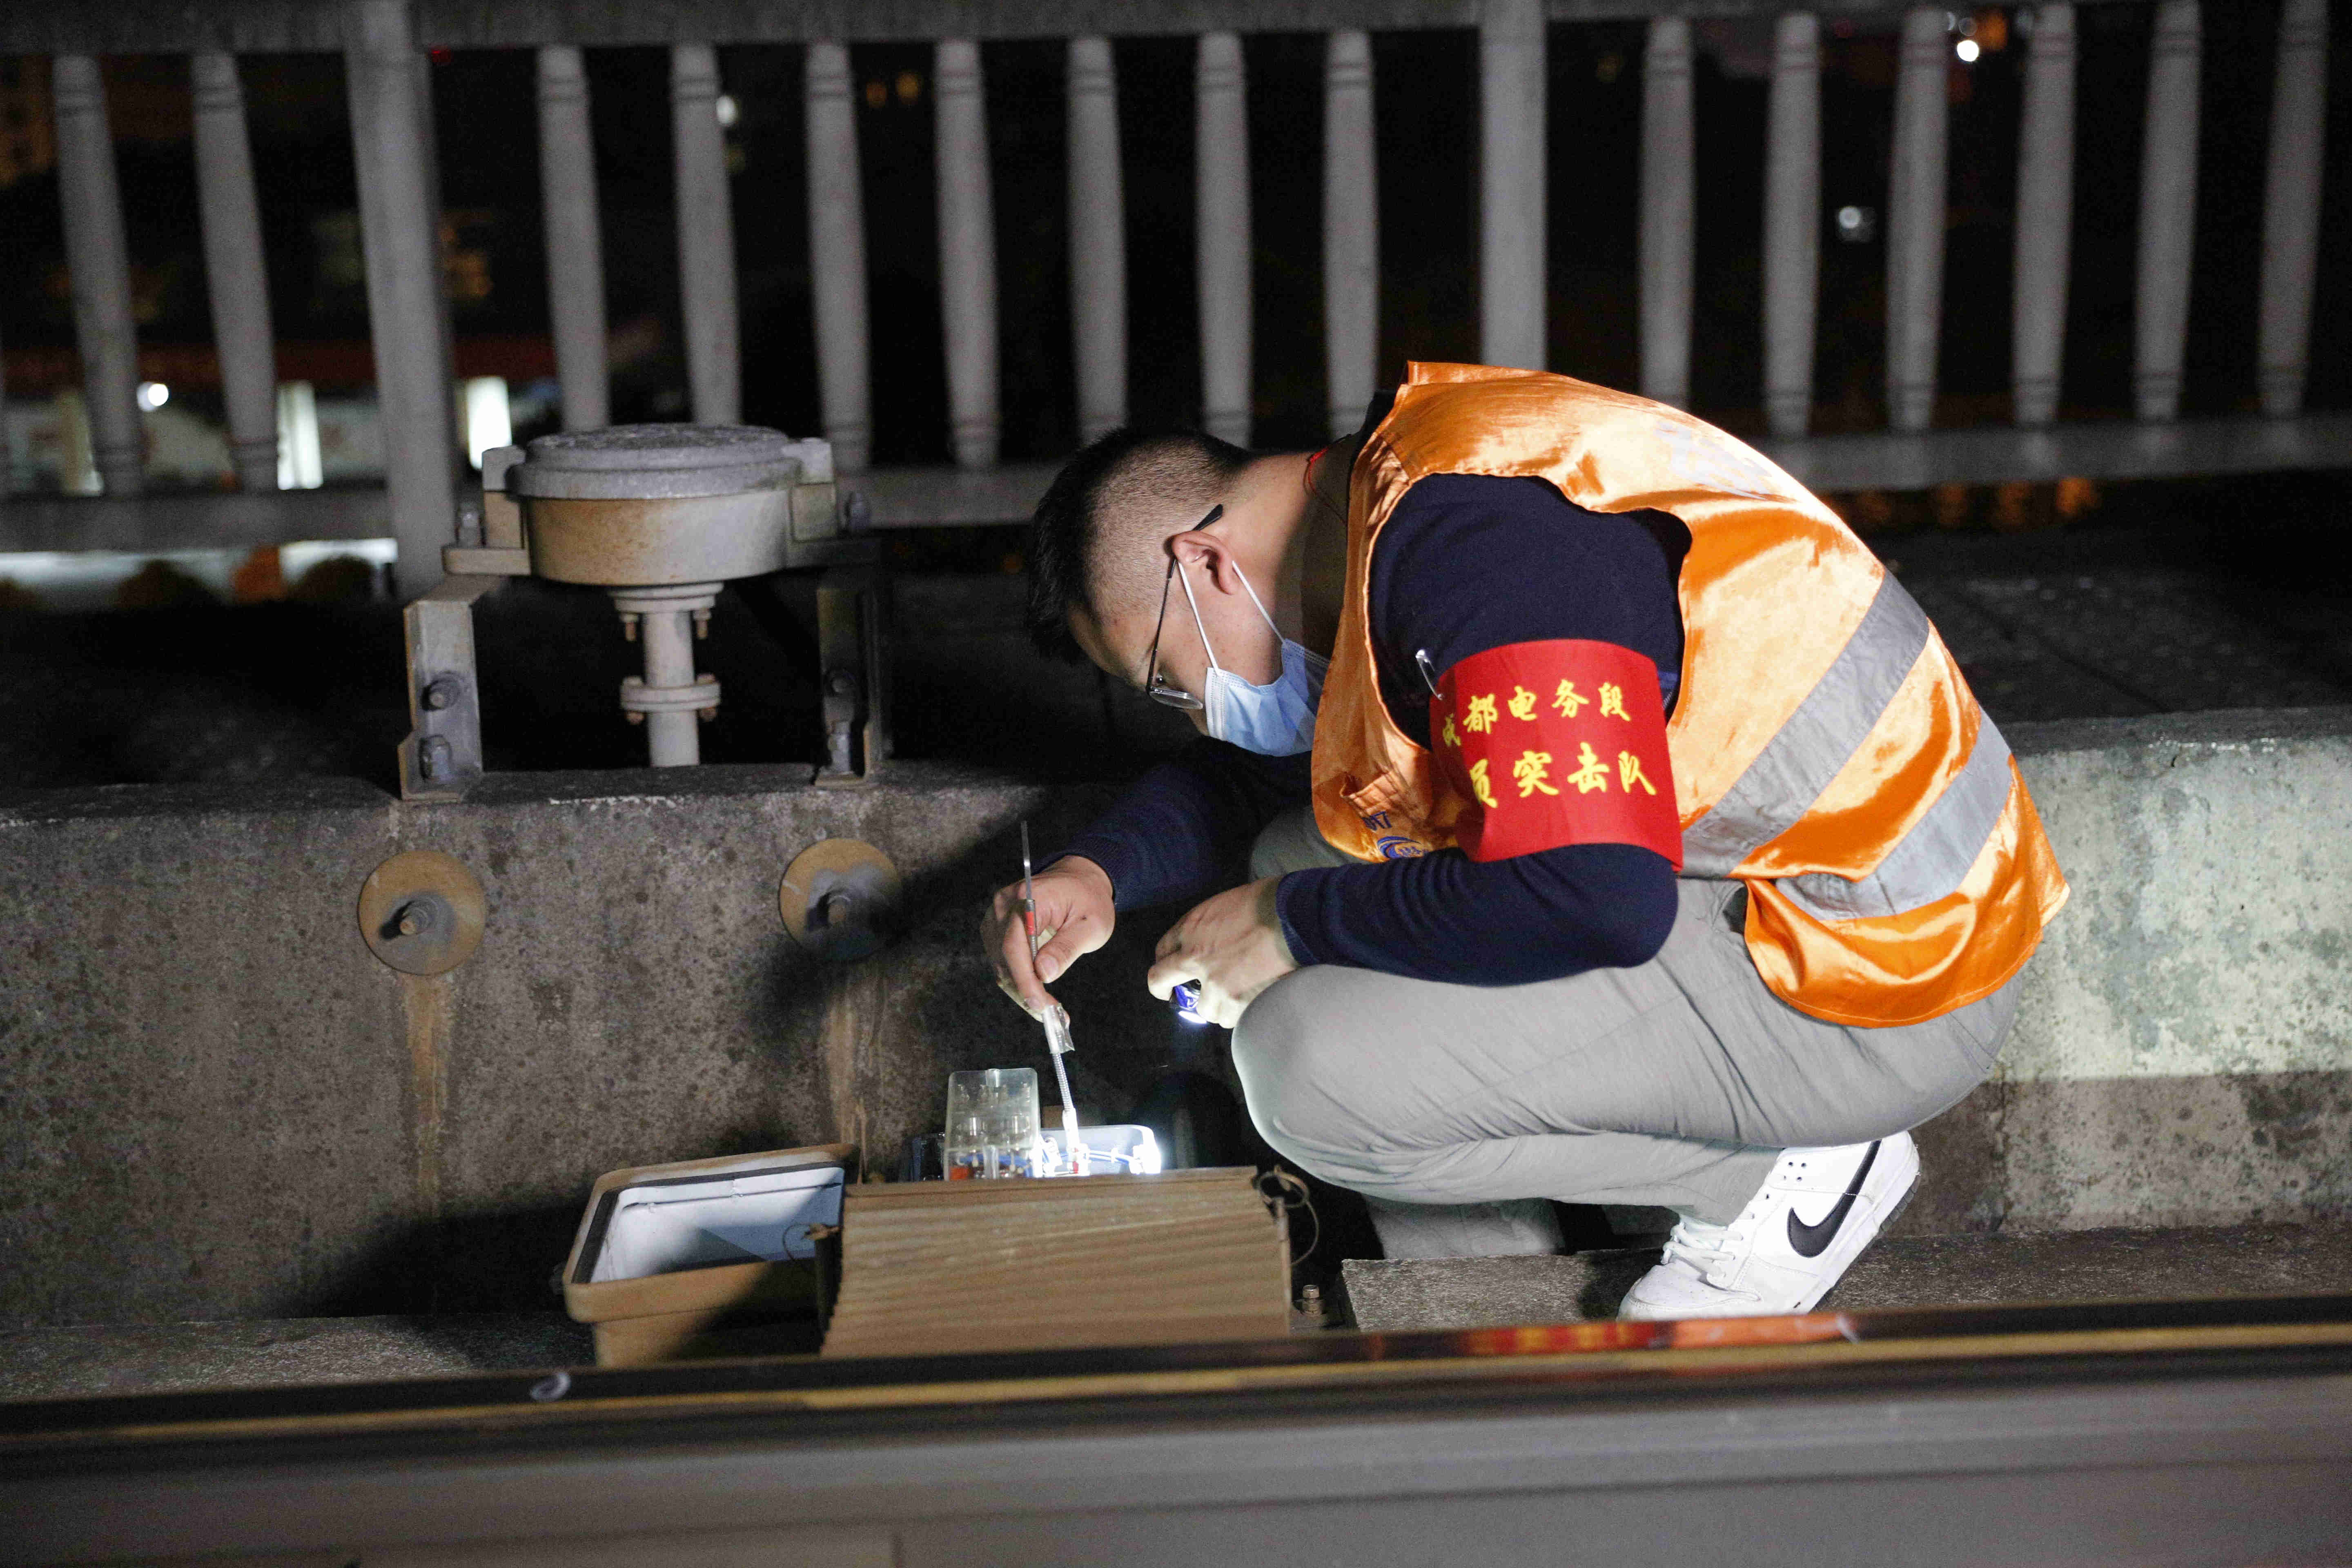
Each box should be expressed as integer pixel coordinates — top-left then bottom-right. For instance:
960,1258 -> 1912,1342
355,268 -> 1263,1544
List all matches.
1141,503 -> 1223,711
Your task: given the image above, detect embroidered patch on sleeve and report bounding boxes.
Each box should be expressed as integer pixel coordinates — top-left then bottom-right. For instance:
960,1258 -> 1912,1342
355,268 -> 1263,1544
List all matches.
1430,639 -> 1682,867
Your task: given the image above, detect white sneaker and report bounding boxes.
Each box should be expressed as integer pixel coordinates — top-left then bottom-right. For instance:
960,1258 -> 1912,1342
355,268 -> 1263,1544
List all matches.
1618,1132 -> 1918,1320
1365,1197 -> 1564,1260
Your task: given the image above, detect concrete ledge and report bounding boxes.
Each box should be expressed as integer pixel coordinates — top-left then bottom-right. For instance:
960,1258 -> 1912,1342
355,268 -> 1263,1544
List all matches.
0,1314 -> 590,1401
2007,704 -> 2352,758
1971,706 -> 2352,1232
2003,704 -> 2352,1091
0,762 -> 1180,1325
4,710 -> 2351,1324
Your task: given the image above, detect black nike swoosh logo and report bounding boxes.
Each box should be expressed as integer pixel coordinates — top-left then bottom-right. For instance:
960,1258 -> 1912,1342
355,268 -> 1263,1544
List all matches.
1786,1140 -> 1881,1259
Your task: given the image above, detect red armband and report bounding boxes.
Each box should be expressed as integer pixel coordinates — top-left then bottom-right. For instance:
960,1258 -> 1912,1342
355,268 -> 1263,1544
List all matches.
1430,640 -> 1682,868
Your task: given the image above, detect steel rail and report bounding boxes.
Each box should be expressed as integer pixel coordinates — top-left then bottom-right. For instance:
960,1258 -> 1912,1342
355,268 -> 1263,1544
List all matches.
9,1292 -> 2352,1458
7,1303 -> 2352,1566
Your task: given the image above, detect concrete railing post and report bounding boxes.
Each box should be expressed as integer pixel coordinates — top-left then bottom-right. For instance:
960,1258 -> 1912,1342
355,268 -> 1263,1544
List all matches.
1762,13 -> 1820,438
1885,7 -> 1950,433
672,43 -> 740,426
1068,36 -> 1128,444
1639,17 -> 1695,409
2258,0 -> 2328,418
343,1 -> 459,599
2012,4 -> 2076,428
538,46 -> 609,434
1323,30 -> 1377,439
806,42 -> 872,471
51,55 -> 144,497
192,53 -> 280,492
1479,0 -> 1546,371
1196,31 -> 1252,448
935,38 -> 999,470
2134,0 -> 2200,423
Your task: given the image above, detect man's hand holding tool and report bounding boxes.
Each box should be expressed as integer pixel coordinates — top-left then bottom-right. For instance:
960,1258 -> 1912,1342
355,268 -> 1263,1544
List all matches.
1146,875 -> 1296,1029
984,853 -> 1115,1020
987,858 -> 1296,1033
1012,824 -> 1084,1146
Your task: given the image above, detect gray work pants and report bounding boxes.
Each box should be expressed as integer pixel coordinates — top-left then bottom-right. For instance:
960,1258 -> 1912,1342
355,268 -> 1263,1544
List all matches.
1234,806 -> 2020,1224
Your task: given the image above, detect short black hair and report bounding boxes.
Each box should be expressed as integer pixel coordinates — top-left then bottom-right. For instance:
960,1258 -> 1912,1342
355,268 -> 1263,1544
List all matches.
1023,427 -> 1254,662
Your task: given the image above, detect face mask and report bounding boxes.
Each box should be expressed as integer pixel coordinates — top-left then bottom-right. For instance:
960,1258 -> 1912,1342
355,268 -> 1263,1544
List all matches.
1176,559 -> 1330,756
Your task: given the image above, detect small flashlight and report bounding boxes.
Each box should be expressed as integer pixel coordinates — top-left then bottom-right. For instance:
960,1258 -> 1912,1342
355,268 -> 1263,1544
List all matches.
1170,981 -> 1204,1022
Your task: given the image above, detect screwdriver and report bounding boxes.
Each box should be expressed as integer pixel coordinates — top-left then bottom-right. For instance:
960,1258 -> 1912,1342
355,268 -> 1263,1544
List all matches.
1020,822 -> 1083,1165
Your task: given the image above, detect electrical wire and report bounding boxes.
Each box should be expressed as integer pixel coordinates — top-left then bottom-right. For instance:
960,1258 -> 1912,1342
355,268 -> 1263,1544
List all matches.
1256,1166 -> 1320,1271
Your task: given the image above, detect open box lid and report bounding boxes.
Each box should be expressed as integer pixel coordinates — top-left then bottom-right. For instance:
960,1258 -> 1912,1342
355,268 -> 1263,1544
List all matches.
562,1144 -> 854,1326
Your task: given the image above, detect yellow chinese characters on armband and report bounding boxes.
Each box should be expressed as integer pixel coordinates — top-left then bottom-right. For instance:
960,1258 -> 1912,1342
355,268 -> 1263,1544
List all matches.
1512,750 -> 1558,797
1567,742 -> 1610,794
1427,639 -> 1683,867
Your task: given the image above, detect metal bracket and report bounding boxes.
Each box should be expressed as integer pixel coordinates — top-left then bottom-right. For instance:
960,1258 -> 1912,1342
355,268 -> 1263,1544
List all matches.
398,573 -> 503,802
814,564 -> 891,788
443,445 -> 532,577
399,437 -> 887,792
443,544 -> 531,575
789,481 -> 839,544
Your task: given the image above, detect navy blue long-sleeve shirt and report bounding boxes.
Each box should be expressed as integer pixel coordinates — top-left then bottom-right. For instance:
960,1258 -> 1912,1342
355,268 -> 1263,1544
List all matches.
1054,473 -> 1686,985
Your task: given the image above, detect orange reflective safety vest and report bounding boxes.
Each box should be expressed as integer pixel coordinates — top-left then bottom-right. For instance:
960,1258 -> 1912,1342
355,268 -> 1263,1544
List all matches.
1311,363 -> 2068,1027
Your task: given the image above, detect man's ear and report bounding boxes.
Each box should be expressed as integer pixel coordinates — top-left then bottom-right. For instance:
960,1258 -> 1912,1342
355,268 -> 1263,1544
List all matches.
1169,528 -> 1244,596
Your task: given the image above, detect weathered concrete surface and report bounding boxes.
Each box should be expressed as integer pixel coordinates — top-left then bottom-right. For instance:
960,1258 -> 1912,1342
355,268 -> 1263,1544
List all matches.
0,763 -> 1191,1325
1342,1222 -> 2352,1331
1993,707 -> 2352,1230
0,779 -> 414,1327
4,708 -> 2350,1326
0,1314 -> 591,1401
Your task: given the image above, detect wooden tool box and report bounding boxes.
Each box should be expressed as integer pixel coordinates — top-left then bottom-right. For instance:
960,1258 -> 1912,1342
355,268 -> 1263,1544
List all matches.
818,1167 -> 1292,1359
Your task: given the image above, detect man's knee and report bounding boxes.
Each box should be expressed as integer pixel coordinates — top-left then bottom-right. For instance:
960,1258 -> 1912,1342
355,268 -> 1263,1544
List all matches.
1249,804 -> 1351,880
1230,968 -> 1372,1174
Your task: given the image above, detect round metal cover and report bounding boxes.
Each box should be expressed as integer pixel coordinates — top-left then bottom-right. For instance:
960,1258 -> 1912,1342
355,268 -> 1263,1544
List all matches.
511,424 -> 801,500
780,839 -> 902,962
358,850 -> 488,976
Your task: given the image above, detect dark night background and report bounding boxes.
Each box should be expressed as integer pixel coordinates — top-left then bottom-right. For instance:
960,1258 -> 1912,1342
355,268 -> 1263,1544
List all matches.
4,7 -> 2348,457
2,7 -> 2351,794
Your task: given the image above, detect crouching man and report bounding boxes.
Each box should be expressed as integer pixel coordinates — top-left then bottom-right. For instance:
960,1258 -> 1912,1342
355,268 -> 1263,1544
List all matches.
982,363 -> 2067,1318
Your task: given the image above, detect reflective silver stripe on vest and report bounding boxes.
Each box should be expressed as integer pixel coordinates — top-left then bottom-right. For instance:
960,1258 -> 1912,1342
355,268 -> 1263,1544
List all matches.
1681,572 -> 1933,877
1776,719 -> 2014,921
